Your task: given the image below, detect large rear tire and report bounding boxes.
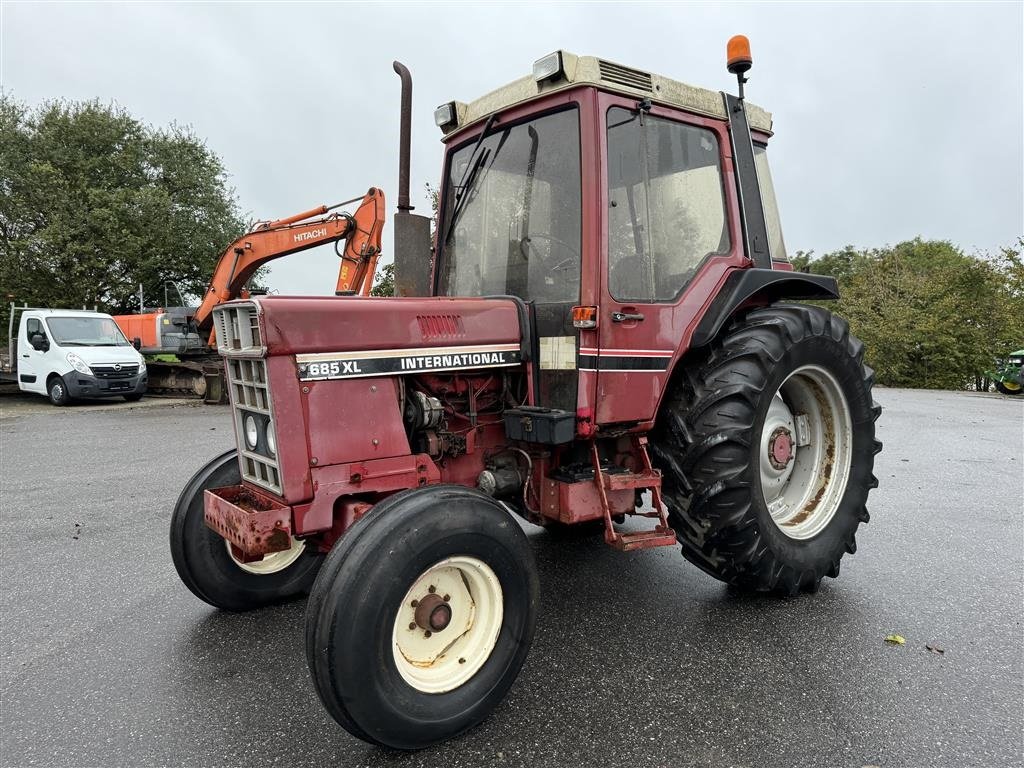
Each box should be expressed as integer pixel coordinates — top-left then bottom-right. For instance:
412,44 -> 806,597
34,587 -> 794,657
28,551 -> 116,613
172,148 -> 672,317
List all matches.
169,450 -> 324,611
651,303 -> 881,595
995,379 -> 1022,395
305,485 -> 538,750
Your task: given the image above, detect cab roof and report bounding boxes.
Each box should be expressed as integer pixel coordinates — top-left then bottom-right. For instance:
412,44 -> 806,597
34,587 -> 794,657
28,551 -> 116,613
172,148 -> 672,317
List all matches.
19,308 -> 109,317
443,51 -> 773,140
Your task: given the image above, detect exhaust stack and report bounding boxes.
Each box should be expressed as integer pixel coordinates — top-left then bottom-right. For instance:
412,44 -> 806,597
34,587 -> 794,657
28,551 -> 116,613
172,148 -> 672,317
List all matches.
391,61 -> 433,296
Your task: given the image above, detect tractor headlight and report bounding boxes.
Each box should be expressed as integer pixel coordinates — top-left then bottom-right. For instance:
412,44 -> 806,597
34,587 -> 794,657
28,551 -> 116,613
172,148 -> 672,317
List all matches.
244,415 -> 259,450
265,421 -> 276,457
66,352 -> 92,375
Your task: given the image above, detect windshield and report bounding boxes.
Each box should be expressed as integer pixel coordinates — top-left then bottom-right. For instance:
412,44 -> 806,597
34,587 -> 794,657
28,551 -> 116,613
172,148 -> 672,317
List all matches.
437,108 -> 581,303
45,316 -> 130,347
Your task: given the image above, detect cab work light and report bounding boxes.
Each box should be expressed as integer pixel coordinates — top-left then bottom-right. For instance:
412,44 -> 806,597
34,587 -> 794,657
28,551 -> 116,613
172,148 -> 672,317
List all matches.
533,51 -> 564,83
434,101 -> 457,132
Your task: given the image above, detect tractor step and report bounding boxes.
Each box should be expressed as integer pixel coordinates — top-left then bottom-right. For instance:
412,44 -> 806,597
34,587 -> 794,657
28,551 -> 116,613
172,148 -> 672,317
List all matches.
602,469 -> 661,491
590,436 -> 677,553
604,525 -> 678,551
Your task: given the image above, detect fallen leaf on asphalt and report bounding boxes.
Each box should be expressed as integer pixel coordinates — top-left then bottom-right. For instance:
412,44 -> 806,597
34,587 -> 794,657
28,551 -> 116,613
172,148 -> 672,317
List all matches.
926,644 -> 945,655
885,634 -> 906,645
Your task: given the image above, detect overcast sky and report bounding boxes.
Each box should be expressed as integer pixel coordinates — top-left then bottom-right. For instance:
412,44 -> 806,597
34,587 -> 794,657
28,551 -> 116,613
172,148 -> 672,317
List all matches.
3,1 -> 1022,295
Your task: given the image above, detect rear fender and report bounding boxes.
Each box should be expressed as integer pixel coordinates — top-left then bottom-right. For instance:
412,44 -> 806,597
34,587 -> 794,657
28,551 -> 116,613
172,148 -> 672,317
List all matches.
689,268 -> 839,348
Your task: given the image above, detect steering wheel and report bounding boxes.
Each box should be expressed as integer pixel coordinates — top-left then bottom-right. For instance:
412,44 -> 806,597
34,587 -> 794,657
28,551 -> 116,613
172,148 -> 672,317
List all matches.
519,233 -> 580,274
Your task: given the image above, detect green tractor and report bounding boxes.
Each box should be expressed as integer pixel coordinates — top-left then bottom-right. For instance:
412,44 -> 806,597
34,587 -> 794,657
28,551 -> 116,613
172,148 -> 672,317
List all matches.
992,349 -> 1023,395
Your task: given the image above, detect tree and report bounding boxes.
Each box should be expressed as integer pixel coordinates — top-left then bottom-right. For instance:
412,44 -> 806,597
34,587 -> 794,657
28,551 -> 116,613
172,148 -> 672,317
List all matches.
798,238 -> 1024,390
0,96 -> 246,328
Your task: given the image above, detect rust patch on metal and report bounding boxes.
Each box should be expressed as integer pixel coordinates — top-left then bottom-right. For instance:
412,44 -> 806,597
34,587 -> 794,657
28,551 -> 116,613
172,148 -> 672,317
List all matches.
784,380 -> 837,528
204,485 -> 292,557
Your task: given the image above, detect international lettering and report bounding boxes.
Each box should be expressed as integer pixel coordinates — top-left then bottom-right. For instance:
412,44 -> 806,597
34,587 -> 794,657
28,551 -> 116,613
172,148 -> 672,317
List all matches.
400,351 -> 507,370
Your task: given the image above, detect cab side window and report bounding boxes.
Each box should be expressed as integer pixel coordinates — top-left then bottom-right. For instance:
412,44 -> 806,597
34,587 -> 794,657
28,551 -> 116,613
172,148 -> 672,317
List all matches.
607,106 -> 730,302
25,318 -> 44,342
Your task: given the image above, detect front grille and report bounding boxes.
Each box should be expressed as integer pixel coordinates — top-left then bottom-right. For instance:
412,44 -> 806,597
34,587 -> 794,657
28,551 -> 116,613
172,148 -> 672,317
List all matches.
214,303 -> 263,356
226,357 -> 281,495
598,60 -> 653,91
93,364 -> 139,379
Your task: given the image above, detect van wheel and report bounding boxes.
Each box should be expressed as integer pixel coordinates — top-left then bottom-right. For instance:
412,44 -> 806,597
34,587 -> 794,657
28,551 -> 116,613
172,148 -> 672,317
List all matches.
48,376 -> 71,406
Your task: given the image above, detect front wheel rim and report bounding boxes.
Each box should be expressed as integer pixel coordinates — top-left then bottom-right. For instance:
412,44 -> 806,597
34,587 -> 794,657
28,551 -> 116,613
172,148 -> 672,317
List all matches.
391,556 -> 504,694
225,537 -> 305,575
759,365 -> 853,540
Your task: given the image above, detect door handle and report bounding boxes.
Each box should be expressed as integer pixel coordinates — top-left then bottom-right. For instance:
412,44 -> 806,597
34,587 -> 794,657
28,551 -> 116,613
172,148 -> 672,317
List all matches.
21,354 -> 29,358
611,311 -> 644,323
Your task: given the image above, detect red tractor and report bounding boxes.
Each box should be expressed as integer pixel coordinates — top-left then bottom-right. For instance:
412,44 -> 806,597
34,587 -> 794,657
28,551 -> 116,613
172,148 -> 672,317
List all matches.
171,39 -> 881,750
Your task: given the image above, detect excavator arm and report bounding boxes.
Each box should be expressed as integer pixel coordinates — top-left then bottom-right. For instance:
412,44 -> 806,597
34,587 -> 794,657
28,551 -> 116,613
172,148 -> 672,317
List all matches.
193,187 -> 385,334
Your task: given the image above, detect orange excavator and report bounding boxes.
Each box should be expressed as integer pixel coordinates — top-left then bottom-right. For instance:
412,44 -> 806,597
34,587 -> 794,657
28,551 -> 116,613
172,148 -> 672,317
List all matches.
114,188 -> 385,401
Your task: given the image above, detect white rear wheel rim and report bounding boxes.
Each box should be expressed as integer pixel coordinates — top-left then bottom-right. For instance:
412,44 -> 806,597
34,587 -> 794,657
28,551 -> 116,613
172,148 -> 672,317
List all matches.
759,365 -> 853,540
226,537 -> 305,575
392,556 -> 504,694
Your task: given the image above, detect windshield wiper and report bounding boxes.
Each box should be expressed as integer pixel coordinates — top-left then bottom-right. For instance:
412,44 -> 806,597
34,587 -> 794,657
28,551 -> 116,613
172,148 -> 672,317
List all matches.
440,114 -> 499,249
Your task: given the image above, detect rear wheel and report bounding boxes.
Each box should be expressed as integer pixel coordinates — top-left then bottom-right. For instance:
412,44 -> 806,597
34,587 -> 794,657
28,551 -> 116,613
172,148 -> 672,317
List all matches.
305,485 -> 538,750
651,303 -> 882,595
169,450 -> 323,611
995,379 -> 1022,395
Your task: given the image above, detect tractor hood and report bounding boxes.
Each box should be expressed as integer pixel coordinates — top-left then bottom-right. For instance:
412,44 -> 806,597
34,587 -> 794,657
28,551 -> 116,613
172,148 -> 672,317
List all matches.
224,295 -> 528,364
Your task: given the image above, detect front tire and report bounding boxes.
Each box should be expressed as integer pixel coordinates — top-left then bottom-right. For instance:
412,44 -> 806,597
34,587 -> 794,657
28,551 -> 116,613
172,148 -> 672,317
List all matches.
169,450 -> 323,611
305,485 -> 539,750
651,303 -> 882,595
48,376 -> 71,406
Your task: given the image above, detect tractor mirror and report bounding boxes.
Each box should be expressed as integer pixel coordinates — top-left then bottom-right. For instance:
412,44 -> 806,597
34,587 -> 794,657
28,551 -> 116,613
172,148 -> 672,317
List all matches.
393,212 -> 433,297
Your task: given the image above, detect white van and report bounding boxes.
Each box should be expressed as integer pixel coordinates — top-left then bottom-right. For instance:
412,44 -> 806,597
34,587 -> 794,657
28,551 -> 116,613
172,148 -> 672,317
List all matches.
1,308 -> 148,406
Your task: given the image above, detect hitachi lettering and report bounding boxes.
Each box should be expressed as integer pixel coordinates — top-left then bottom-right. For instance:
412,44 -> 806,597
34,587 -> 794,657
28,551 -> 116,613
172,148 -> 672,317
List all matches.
400,352 -> 507,370
294,228 -> 328,243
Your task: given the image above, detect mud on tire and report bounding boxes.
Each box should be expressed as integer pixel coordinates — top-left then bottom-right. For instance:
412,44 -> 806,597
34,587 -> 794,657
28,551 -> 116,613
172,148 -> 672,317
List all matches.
651,303 -> 882,595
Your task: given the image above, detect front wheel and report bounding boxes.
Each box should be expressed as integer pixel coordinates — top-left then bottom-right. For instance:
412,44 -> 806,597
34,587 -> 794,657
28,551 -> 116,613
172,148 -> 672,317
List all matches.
169,450 -> 323,611
651,303 -> 882,595
48,376 -> 71,406
305,485 -> 538,750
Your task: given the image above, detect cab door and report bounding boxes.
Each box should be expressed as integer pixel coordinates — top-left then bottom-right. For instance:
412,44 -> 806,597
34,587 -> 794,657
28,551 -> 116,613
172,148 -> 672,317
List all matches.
594,95 -> 740,426
18,315 -> 47,393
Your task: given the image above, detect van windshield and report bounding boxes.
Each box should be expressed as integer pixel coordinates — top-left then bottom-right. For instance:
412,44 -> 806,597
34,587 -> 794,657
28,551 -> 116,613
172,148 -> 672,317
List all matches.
45,316 -> 130,347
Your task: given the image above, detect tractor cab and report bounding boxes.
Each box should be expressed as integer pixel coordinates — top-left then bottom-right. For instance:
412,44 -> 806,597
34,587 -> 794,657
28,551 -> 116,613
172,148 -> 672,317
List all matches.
420,51 -> 797,426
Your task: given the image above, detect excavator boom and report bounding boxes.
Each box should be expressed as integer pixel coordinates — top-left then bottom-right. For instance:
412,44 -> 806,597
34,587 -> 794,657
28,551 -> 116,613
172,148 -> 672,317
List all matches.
112,188 -> 385,400
194,187 -> 385,332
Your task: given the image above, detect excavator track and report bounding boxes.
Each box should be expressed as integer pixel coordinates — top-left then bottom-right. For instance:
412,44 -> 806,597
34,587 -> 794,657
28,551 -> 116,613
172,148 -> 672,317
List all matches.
146,359 -> 227,403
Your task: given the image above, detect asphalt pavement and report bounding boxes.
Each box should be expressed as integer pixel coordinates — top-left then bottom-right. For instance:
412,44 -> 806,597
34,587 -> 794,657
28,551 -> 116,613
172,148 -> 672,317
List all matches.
1,388 -> 1021,768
